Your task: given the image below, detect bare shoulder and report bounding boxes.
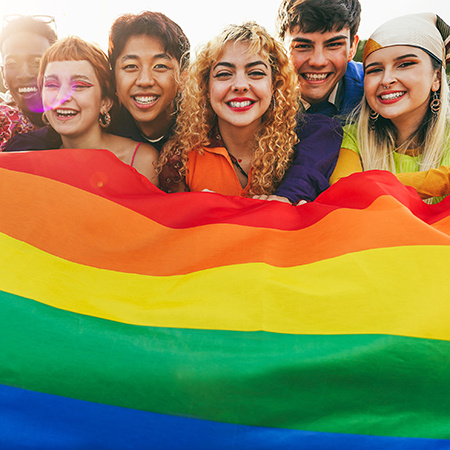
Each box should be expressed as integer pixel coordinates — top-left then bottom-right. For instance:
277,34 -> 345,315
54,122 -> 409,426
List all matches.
108,135 -> 157,160
105,135 -> 159,185
135,141 -> 158,160
127,140 -> 159,186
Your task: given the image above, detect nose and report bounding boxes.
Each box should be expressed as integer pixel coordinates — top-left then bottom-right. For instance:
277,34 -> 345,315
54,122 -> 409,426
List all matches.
136,68 -> 156,87
52,83 -> 74,108
380,69 -> 396,89
308,47 -> 327,67
232,72 -> 250,92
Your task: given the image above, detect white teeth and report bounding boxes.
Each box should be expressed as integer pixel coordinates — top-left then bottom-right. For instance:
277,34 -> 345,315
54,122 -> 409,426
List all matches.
18,87 -> 38,94
134,95 -> 157,104
229,101 -> 252,108
56,109 -> 77,117
303,73 -> 328,81
380,92 -> 405,100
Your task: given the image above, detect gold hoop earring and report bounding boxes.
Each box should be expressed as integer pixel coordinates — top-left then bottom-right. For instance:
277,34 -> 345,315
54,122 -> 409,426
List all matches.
42,112 -> 49,125
99,111 -> 111,128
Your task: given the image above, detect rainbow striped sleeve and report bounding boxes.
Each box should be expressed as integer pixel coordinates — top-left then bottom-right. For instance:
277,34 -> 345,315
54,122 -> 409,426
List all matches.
0,149 -> 449,449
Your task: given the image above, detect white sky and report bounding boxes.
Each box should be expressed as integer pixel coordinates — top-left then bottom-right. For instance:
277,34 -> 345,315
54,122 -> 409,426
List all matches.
1,0 -> 449,53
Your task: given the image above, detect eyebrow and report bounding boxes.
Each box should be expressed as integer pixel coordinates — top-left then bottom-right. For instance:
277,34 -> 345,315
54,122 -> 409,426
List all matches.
292,35 -> 348,45
395,53 -> 419,61
5,53 -> 43,59
212,60 -> 268,70
365,53 -> 420,70
43,74 -> 93,82
120,53 -> 173,63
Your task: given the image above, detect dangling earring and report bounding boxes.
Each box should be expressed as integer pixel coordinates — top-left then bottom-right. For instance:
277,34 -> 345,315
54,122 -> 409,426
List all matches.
369,108 -> 379,130
430,90 -> 441,115
99,111 -> 111,128
42,112 -> 49,126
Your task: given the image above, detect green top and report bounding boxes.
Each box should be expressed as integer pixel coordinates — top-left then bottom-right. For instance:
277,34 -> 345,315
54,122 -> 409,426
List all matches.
342,123 -> 450,202
342,123 -> 450,172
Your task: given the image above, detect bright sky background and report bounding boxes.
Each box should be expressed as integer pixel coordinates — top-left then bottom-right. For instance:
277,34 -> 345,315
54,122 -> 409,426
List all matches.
1,0 -> 449,54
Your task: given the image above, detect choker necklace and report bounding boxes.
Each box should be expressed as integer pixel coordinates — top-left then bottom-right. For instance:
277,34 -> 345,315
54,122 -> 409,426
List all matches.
216,133 -> 248,178
142,133 -> 165,144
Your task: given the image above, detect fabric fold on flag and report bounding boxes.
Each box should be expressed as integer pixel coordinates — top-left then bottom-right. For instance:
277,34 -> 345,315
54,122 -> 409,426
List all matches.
0,149 -> 449,448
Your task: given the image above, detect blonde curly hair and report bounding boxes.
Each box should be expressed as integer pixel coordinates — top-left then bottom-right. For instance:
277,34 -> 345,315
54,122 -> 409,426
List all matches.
158,21 -> 300,196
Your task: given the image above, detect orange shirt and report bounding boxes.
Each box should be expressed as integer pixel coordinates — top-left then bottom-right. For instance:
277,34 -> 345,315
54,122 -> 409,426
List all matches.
186,146 -> 251,196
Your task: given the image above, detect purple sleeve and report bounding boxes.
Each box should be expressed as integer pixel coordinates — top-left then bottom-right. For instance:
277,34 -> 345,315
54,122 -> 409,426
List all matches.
275,114 -> 343,203
3,127 -> 62,152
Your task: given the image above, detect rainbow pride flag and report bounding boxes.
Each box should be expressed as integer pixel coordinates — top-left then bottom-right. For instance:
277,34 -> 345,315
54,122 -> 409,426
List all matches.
0,148 -> 450,449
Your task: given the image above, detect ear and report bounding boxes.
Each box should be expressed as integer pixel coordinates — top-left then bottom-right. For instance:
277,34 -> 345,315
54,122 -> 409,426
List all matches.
431,68 -> 442,92
348,35 -> 359,62
101,96 -> 114,114
0,65 -> 7,89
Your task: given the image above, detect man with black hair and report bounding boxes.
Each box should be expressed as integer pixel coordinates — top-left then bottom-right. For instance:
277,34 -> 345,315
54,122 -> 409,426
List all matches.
277,0 -> 363,119
0,15 -> 57,149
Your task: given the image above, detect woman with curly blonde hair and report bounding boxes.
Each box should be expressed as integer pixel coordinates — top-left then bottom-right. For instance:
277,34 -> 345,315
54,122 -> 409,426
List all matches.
159,21 -> 300,197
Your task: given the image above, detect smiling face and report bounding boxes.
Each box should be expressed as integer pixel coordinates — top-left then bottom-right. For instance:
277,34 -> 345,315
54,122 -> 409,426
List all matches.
114,35 -> 180,139
364,45 -> 441,133
1,31 -> 51,116
208,41 -> 272,135
285,26 -> 358,105
42,60 -> 111,141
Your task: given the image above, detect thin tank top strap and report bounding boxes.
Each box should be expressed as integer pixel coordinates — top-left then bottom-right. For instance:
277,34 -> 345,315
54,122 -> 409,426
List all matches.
130,142 -> 142,167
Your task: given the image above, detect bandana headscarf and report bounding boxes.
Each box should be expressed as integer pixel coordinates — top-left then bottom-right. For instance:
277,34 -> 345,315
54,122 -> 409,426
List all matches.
363,13 -> 450,66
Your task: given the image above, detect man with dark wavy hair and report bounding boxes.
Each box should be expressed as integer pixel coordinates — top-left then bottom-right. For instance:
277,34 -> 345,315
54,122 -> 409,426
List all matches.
277,0 -> 363,119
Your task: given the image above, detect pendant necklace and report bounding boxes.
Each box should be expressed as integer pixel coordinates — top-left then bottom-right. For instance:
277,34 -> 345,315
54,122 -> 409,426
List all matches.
216,133 -> 248,179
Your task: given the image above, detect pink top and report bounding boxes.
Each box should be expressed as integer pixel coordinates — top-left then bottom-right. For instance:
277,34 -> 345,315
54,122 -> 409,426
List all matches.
130,142 -> 142,167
